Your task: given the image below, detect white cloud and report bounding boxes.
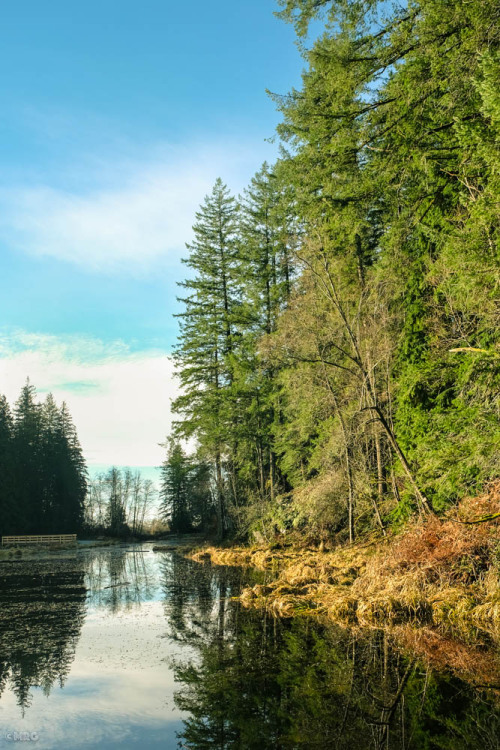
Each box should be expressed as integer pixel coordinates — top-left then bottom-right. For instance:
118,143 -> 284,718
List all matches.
0,331 -> 178,468
0,139 -> 270,274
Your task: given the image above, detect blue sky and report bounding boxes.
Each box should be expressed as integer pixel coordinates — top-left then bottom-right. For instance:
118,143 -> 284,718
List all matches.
0,0 -> 306,473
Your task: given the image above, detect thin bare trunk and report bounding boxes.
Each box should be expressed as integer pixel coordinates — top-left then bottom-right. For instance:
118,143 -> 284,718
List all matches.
256,442 -> 265,499
215,450 -> 225,540
390,461 -> 402,505
371,489 -> 386,534
230,451 -> 239,508
321,363 -> 355,543
375,431 -> 385,505
295,244 -> 436,517
269,447 -> 275,503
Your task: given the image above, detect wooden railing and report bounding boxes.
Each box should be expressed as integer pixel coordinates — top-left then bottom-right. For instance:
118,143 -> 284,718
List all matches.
1,534 -> 77,546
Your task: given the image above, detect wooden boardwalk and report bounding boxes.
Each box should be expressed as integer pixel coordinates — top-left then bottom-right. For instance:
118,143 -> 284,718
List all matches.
1,534 -> 77,547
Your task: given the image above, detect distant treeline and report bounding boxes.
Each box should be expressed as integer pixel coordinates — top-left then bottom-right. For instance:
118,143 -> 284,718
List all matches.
168,0 -> 499,540
0,381 -> 87,535
86,467 -> 158,536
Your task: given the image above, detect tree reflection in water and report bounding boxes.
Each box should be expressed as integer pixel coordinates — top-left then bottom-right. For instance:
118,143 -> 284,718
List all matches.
0,549 -> 498,748
163,557 -> 500,750
0,559 -> 86,712
0,547 -> 158,715
84,546 -> 157,612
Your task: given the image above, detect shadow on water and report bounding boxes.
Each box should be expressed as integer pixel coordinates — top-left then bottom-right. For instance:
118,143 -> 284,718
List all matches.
161,556 -> 500,750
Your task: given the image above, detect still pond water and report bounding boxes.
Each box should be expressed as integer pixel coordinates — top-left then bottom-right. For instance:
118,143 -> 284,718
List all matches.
0,544 -> 499,749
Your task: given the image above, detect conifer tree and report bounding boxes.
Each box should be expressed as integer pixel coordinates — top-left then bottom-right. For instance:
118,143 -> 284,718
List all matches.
57,402 -> 87,531
0,395 -> 16,533
173,179 -> 240,538
232,164 -> 295,501
159,440 -> 193,533
12,380 -> 44,533
0,383 -> 87,535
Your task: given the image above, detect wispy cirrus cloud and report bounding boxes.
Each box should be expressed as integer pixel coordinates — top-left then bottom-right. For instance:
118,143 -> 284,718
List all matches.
0,138 -> 268,275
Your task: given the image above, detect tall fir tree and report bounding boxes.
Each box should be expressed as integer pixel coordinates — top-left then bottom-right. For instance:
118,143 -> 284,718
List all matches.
173,178 -> 241,538
0,395 -> 16,533
232,163 -> 295,502
12,380 -> 44,533
159,440 -> 193,533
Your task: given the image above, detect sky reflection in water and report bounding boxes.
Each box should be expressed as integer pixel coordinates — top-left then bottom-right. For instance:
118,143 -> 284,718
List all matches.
0,547 -> 189,749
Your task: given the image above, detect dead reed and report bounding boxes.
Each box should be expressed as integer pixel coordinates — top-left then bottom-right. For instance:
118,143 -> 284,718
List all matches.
188,482 -> 500,641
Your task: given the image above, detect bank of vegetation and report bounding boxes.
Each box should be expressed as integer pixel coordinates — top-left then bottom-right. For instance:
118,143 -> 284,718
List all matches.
191,483 -> 500,642
163,0 -> 500,628
167,0 -> 499,548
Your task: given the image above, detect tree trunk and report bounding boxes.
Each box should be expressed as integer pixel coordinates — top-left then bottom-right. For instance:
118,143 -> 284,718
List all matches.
375,431 -> 385,506
215,450 -> 225,540
269,447 -> 275,503
321,363 -> 355,542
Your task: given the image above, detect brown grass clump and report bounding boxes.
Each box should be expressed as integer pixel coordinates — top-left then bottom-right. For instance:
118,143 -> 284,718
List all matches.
189,545 -> 272,569
188,483 -> 500,640
379,480 -> 500,587
429,588 -> 477,631
389,483 -> 500,584
456,479 -> 500,521
390,517 -> 494,583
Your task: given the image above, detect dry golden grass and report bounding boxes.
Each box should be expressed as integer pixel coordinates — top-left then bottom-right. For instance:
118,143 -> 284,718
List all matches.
188,483 -> 500,643
187,486 -> 500,687
189,544 -> 286,569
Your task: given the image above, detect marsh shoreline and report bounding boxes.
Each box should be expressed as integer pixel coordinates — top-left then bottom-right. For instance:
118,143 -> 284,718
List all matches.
186,514 -> 500,690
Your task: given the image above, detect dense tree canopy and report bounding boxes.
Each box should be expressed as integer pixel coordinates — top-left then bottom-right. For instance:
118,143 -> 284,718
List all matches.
159,439 -> 212,533
170,0 -> 499,541
0,381 -> 87,535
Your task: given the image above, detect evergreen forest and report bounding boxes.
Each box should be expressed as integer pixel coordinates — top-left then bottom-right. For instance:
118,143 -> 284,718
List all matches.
0,381 -> 87,535
167,0 -> 500,541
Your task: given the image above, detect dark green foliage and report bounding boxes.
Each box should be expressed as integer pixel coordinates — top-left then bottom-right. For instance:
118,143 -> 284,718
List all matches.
0,395 -> 17,533
0,381 -> 87,536
159,440 -> 213,533
173,179 -> 241,538
169,0 -> 499,541
171,168 -> 297,537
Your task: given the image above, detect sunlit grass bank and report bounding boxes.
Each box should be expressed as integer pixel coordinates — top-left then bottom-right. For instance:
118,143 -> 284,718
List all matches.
189,483 -> 500,642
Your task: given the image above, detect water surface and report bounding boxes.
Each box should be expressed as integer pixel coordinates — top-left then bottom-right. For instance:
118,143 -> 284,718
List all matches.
0,545 -> 498,748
